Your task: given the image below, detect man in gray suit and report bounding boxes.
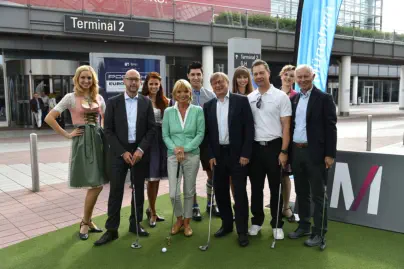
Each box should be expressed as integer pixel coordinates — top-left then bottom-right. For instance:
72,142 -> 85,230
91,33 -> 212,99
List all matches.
187,61 -> 220,221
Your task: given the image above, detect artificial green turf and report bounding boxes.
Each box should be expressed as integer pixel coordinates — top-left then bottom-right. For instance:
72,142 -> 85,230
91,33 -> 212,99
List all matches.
1,194 -> 403,269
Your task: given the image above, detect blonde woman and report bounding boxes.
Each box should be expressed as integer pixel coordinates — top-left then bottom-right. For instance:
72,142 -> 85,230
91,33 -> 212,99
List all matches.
45,65 -> 108,240
162,79 -> 205,237
279,64 -> 297,222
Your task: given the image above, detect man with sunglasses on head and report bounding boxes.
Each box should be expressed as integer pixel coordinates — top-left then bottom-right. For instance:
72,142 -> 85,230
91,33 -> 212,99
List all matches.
247,59 -> 292,240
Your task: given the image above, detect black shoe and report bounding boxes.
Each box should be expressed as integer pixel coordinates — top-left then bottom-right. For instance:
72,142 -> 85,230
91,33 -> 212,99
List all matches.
192,207 -> 202,221
214,227 -> 233,238
94,230 -> 119,246
238,233 -> 249,247
129,223 -> 150,237
206,204 -> 221,217
288,228 -> 311,239
304,234 -> 324,247
79,220 -> 89,240
88,219 -> 103,233
156,214 -> 165,222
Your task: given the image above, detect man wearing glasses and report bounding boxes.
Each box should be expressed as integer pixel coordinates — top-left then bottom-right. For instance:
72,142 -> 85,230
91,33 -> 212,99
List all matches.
95,69 -> 156,246
247,59 -> 291,240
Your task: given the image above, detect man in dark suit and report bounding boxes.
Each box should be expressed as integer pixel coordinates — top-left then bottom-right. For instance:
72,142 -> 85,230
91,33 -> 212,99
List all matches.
288,65 -> 337,247
203,72 -> 254,247
94,69 -> 156,246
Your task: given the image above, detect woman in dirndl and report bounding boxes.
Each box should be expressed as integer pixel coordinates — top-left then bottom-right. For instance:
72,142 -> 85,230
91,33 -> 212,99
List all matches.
45,65 -> 108,240
141,71 -> 169,228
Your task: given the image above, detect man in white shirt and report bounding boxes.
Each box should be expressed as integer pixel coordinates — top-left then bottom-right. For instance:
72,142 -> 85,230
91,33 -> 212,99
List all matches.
203,72 -> 254,247
247,59 -> 292,240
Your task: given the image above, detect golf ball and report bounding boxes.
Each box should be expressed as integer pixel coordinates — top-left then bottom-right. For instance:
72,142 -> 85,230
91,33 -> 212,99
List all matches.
162,247 -> 167,253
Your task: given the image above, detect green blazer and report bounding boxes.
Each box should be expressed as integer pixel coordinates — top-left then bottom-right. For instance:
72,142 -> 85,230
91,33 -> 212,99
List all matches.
162,104 -> 205,156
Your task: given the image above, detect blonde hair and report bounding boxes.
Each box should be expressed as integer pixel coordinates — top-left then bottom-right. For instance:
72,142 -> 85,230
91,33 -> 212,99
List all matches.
279,65 -> 296,76
73,65 -> 99,103
210,72 -> 230,84
172,79 -> 193,103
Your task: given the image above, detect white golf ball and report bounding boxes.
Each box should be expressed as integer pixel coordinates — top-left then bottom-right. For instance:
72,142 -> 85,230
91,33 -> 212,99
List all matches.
162,247 -> 167,253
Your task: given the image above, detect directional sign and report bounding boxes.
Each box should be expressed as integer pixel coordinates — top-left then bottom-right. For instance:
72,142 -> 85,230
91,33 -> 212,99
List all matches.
234,53 -> 261,68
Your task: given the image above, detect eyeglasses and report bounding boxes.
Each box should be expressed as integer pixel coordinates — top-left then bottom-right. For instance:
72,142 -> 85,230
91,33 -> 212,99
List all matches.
125,77 -> 140,82
256,95 -> 262,109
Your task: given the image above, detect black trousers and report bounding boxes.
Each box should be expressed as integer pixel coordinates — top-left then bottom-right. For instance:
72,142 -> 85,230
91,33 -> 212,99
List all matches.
213,146 -> 249,234
249,138 -> 284,228
291,144 -> 328,235
105,144 -> 148,231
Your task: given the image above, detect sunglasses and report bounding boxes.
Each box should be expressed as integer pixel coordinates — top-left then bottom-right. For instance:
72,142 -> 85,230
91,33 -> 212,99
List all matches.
256,95 -> 262,109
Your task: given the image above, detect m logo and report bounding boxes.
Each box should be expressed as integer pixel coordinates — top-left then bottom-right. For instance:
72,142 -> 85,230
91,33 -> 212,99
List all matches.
330,162 -> 383,215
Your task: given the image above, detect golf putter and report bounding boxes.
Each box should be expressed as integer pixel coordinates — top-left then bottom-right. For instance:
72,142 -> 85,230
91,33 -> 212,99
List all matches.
166,162 -> 181,246
271,167 -> 283,249
199,166 -> 215,251
130,164 -> 142,249
320,168 -> 329,251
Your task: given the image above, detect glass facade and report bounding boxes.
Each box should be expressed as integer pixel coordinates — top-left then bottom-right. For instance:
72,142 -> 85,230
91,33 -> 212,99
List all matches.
328,78 -> 399,104
270,0 -> 383,30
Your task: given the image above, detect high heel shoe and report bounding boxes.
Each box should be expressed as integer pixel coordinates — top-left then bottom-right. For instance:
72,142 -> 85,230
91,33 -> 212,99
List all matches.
171,222 -> 184,235
282,207 -> 296,223
149,215 -> 157,228
79,220 -> 89,240
146,208 -> 152,220
89,219 -> 103,233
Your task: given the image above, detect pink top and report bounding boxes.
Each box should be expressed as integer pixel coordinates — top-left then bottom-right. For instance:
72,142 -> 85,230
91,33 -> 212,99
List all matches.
288,89 -> 298,99
53,93 -> 106,125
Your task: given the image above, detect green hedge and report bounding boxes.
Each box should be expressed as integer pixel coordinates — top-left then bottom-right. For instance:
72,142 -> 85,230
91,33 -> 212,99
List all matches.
214,11 -> 404,41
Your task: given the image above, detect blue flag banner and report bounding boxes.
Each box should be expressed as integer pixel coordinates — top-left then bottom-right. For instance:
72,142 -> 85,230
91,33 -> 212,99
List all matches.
297,0 -> 343,92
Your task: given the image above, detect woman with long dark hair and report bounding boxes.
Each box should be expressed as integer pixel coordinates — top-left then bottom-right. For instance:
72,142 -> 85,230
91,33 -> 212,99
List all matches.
232,66 -> 254,95
141,72 -> 169,227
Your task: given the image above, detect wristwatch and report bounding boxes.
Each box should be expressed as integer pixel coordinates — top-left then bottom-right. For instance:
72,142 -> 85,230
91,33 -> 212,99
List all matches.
280,149 -> 288,155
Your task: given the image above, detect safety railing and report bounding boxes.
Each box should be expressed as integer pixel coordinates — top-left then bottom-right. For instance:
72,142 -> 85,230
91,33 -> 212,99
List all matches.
1,0 -> 403,42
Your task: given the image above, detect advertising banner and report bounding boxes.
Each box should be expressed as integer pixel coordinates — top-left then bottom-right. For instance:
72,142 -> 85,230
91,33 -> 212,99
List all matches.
296,0 -> 343,91
90,53 -> 166,99
328,151 -> 404,233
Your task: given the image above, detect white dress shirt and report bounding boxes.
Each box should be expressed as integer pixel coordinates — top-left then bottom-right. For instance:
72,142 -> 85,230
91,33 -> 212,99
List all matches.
216,90 -> 230,145
124,91 -> 138,143
248,85 -> 292,142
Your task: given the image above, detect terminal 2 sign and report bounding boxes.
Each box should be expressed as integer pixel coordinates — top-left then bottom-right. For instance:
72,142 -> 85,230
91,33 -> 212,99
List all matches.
64,15 -> 150,38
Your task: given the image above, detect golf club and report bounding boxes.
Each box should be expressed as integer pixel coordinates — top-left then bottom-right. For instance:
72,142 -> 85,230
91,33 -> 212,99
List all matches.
271,167 -> 283,249
130,164 -> 142,249
166,162 -> 181,246
199,166 -> 215,251
320,168 -> 329,251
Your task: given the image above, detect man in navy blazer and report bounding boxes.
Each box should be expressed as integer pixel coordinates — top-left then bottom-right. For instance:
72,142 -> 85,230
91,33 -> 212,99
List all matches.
203,72 -> 254,247
288,65 -> 337,247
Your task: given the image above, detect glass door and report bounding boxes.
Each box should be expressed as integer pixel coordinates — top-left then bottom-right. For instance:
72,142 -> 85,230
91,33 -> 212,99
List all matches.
364,86 -> 374,103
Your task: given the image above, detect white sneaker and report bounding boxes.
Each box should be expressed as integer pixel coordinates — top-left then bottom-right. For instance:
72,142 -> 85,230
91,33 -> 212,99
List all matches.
272,228 -> 285,240
248,225 -> 262,236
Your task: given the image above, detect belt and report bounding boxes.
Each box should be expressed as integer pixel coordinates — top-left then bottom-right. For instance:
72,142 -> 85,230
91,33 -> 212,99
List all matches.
255,140 -> 275,146
220,144 -> 230,149
294,142 -> 308,148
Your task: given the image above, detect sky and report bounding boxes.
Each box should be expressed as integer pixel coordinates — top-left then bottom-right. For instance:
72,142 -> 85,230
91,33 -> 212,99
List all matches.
382,0 -> 404,33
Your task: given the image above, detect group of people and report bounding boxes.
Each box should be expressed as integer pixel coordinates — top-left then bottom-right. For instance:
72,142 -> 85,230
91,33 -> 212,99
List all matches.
44,58 -> 337,249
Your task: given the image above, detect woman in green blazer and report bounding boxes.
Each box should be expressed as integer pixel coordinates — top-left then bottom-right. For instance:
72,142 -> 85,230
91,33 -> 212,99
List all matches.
162,79 -> 205,237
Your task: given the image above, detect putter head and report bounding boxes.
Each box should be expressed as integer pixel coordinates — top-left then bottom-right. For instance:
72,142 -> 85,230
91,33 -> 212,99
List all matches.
131,242 -> 142,249
199,245 -> 208,251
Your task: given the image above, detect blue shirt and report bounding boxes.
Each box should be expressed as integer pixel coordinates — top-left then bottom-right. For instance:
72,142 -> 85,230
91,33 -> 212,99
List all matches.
125,91 -> 138,143
193,89 -> 201,106
293,89 -> 312,143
